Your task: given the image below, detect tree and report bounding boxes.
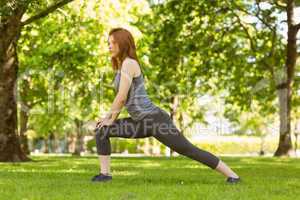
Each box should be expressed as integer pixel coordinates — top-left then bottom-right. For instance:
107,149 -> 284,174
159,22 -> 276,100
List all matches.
141,0 -> 300,156
0,0 -> 75,162
224,0 -> 300,156
15,0 -> 152,156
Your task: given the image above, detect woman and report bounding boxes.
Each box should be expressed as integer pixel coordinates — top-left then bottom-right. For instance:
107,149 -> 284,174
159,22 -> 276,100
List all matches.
92,27 -> 240,183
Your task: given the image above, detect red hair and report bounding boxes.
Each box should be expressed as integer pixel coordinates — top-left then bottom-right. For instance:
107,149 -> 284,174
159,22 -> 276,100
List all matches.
108,28 -> 140,70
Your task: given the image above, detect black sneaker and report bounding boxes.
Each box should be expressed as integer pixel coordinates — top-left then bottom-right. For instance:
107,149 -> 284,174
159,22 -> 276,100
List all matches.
226,177 -> 241,184
91,173 -> 112,182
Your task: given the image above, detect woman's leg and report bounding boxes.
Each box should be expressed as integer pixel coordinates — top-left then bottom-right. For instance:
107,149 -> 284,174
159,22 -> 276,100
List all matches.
147,109 -> 239,179
95,117 -> 150,175
215,160 -> 239,178
153,123 -> 220,169
98,155 -> 111,175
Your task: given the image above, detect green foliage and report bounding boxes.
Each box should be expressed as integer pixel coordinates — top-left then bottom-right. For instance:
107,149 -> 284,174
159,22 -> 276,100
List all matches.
8,0 -> 300,151
137,0 -> 300,141
139,0 -> 287,114
18,6 -> 98,136
17,0 -> 150,138
0,0 -> 31,17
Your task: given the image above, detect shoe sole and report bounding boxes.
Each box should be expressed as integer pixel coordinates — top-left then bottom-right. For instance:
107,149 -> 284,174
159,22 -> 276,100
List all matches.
92,178 -> 112,183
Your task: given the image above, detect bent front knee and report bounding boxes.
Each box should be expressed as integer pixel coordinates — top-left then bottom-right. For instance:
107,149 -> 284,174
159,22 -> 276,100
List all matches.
95,127 -> 108,141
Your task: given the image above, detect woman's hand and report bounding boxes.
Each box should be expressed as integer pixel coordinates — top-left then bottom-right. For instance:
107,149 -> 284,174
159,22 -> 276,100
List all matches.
95,117 -> 114,129
96,117 -> 106,128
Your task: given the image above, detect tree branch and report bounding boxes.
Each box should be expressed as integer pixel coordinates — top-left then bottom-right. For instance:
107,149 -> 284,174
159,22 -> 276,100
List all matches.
272,0 -> 287,10
296,23 -> 300,31
232,12 -> 256,51
254,0 -> 277,31
230,1 -> 277,77
21,0 -> 74,26
231,1 -> 276,31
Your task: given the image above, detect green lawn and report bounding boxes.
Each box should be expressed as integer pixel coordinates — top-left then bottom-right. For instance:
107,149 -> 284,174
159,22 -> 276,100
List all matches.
0,155 -> 300,200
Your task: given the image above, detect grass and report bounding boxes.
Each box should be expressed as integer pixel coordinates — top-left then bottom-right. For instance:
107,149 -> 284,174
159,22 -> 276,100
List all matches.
0,155 -> 300,200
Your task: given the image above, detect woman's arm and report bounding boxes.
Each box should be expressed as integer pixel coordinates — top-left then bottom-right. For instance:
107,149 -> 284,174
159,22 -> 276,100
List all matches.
103,60 -> 135,122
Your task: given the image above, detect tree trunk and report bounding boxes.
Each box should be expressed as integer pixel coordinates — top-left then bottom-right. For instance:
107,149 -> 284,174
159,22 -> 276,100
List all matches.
149,137 -> 154,155
259,135 -> 265,156
0,10 -> 29,161
68,134 -> 76,153
73,119 -> 84,156
274,1 -> 298,156
73,133 -> 84,156
275,87 -> 293,156
44,138 -> 49,153
19,104 -> 30,154
0,0 -> 74,161
53,134 -> 59,153
49,132 -> 55,153
168,95 -> 179,156
61,134 -> 68,153
294,120 -> 299,153
19,76 -> 32,155
144,138 -> 151,155
295,133 -> 298,153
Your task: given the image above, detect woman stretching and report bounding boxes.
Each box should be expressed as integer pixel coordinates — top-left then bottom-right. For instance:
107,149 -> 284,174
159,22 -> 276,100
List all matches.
92,28 -> 240,184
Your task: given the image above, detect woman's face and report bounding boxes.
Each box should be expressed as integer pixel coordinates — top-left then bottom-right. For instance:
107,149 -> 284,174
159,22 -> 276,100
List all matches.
108,35 -> 119,58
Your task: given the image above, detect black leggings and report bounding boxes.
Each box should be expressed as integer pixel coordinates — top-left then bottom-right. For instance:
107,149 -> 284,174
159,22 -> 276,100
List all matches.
95,108 -> 220,169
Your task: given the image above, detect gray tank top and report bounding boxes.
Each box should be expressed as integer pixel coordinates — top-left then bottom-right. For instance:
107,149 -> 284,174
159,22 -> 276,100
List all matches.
113,70 -> 159,121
